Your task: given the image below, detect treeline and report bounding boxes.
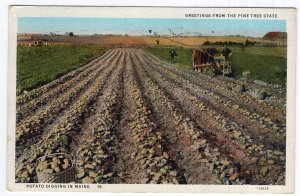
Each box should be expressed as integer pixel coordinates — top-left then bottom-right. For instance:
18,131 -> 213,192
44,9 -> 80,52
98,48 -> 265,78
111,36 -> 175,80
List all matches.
203,39 -> 257,46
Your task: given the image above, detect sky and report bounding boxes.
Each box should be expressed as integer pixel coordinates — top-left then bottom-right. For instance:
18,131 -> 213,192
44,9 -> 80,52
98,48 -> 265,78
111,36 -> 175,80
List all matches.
18,17 -> 286,37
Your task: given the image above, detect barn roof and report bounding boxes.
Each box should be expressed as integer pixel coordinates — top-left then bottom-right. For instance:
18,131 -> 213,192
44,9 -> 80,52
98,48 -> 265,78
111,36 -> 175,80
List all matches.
263,32 -> 287,40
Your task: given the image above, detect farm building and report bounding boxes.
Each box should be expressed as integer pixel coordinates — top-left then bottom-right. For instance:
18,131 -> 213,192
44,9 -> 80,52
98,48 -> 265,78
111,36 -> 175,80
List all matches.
261,32 -> 287,46
263,32 -> 287,40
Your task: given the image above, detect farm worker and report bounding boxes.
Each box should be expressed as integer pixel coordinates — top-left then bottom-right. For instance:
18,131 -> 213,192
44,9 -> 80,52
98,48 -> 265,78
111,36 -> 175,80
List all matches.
169,49 -> 178,64
221,45 -> 232,61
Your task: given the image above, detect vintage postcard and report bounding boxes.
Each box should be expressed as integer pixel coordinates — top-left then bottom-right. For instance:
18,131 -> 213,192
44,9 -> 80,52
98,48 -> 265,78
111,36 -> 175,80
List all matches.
7,6 -> 296,193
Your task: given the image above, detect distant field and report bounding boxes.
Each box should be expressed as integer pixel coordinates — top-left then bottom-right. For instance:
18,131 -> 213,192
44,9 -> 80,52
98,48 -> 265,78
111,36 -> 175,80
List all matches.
142,37 -> 185,46
144,46 -> 287,85
25,34 -> 147,46
17,45 -> 108,93
141,36 -> 262,47
25,34 -> 263,47
168,36 -> 262,46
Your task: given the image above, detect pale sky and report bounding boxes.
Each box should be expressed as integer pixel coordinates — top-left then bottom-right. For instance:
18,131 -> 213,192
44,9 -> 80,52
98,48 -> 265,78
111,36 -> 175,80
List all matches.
18,17 -> 286,37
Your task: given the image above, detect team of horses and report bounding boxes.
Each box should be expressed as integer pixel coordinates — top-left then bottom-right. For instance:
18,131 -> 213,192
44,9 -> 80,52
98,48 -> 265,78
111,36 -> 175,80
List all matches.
192,47 -> 220,72
192,47 -> 231,72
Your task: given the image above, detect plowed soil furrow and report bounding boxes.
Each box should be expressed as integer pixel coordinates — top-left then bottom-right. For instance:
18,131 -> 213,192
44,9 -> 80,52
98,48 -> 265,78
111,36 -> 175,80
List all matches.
145,50 -> 286,118
120,51 -> 183,184
214,75 -> 286,102
136,49 -> 285,150
15,50 -> 123,152
129,49 -> 246,185
16,48 -> 286,185
109,51 -> 148,184
135,50 -> 285,149
16,48 -> 123,161
134,50 -> 285,185
15,49 -> 125,183
15,49 -> 123,159
130,51 -> 215,184
144,51 -> 286,121
206,76 -> 286,119
16,49 -> 114,106
139,51 -> 285,133
193,71 -> 286,106
72,50 -> 126,184
16,49 -> 119,123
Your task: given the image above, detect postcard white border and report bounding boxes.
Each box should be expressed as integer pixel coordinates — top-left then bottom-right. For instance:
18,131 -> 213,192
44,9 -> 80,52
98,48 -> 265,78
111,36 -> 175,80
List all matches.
7,6 -> 296,193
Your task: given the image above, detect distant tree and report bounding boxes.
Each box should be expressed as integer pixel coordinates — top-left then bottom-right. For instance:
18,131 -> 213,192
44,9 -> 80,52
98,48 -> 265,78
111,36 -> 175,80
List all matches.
69,32 -> 74,36
203,41 -> 210,45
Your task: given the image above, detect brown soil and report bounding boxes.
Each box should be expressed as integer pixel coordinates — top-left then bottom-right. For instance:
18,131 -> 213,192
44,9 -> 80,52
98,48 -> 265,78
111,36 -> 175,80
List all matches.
15,48 -> 286,185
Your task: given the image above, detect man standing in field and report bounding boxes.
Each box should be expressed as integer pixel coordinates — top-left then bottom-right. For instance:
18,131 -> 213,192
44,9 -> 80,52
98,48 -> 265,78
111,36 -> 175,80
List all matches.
221,45 -> 232,61
169,49 -> 178,64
